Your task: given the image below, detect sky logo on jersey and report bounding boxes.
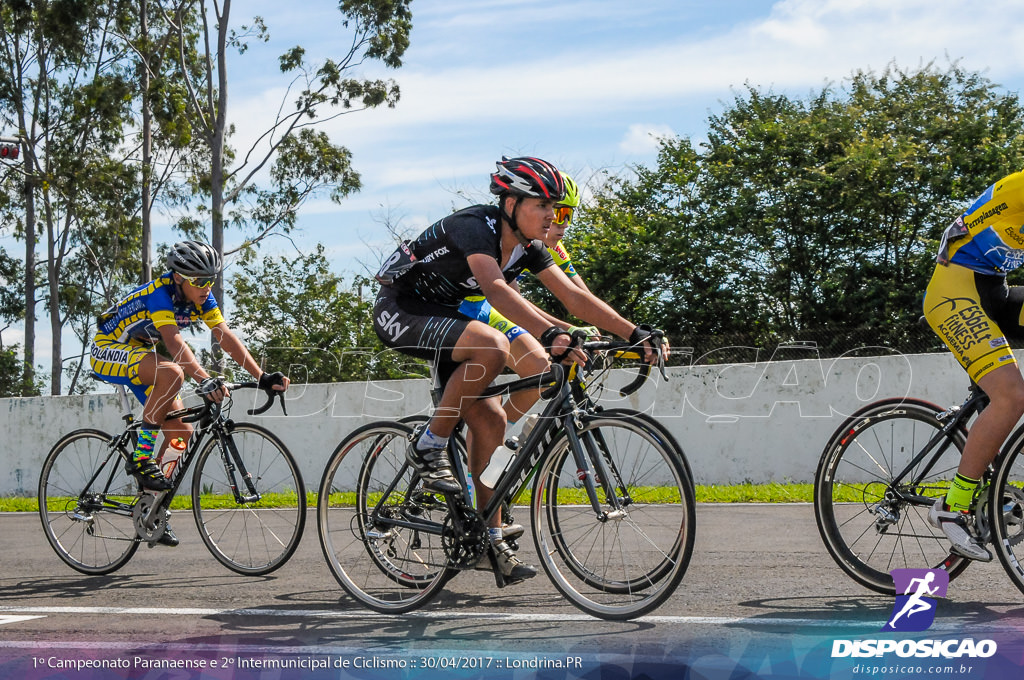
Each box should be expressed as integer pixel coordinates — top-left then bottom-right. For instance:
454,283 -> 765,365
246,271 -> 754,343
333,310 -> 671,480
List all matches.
882,568 -> 948,632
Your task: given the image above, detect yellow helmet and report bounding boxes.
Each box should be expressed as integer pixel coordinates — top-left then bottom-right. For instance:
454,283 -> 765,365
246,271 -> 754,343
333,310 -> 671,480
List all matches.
557,171 -> 580,208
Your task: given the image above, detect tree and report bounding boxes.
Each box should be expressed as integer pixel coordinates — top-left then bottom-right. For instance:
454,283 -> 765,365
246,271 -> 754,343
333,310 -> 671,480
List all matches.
0,0 -> 142,394
565,62 -> 1024,357
161,0 -> 411,366
228,245 -> 423,383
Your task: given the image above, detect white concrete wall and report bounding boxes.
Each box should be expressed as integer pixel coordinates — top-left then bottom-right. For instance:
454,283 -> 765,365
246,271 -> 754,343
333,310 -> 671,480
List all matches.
0,351 -> 971,496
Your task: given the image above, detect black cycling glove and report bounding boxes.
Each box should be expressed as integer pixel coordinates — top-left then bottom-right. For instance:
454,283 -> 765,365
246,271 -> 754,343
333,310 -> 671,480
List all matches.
258,371 -> 286,391
196,376 -> 223,398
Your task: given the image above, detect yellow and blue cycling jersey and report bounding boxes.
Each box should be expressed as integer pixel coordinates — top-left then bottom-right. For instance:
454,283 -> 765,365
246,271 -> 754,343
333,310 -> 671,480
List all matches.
90,272 -> 225,402
460,240 -> 578,339
937,170 -> 1024,274
925,170 -> 1024,382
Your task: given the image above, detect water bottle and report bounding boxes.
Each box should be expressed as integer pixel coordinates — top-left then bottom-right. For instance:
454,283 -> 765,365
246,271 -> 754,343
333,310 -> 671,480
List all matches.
160,437 -> 186,479
479,439 -> 517,488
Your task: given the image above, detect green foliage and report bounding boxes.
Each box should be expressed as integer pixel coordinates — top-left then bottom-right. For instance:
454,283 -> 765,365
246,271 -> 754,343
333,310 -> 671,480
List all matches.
562,62 -> 1024,356
228,245 -> 425,383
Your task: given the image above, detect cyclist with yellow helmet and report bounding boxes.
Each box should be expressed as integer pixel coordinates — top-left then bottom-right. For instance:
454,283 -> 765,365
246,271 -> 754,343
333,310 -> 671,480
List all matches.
458,172 -> 599,424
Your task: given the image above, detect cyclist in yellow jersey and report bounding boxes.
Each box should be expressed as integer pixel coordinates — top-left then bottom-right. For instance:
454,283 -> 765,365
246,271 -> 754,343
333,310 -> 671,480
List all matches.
923,169 -> 1024,561
91,241 -> 289,538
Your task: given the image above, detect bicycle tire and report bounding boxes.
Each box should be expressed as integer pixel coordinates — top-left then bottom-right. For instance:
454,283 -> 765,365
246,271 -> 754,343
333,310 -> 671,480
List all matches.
317,422 -> 453,613
597,408 -> 695,492
554,410 -> 693,590
191,423 -> 306,575
532,415 -> 695,620
38,429 -> 140,575
813,398 -> 970,594
987,425 -> 1024,595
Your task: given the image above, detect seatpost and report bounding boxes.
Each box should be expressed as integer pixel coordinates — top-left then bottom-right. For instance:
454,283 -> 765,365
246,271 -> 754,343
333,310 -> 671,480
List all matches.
115,385 -> 134,425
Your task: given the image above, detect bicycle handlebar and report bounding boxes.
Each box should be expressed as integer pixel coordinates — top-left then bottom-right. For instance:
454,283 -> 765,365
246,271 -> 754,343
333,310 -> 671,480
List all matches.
177,381 -> 288,424
580,329 -> 667,397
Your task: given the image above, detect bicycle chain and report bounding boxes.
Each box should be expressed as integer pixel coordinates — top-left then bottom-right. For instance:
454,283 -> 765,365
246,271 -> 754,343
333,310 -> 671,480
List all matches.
441,505 -> 489,569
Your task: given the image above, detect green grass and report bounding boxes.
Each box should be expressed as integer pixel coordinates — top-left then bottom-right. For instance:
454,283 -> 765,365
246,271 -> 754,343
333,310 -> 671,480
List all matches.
7,483 -> 826,512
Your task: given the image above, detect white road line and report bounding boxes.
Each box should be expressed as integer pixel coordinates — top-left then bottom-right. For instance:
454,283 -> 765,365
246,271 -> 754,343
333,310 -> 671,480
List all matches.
0,615 -> 46,626
0,605 -> 991,631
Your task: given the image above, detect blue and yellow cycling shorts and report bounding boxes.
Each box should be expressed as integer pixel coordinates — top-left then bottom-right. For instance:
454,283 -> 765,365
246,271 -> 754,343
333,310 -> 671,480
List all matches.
923,262 -> 1023,382
458,296 -> 529,343
89,339 -> 155,403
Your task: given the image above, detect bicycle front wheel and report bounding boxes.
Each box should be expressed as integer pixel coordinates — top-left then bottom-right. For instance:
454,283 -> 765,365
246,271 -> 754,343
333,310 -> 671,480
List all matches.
191,423 -> 306,575
38,429 -> 140,575
532,416 -> 695,620
989,427 -> 1024,595
814,399 -> 970,594
318,422 -> 453,613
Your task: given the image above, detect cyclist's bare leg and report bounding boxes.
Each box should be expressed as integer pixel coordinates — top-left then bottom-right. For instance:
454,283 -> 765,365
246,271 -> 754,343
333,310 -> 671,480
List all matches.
464,395 -> 507,529
134,356 -> 193,452
503,333 -> 549,424
426,321 -> 509,438
960,365 -> 1024,479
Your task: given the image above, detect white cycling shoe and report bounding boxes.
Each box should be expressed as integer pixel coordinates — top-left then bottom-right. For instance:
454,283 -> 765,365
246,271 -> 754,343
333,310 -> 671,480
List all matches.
927,498 -> 992,562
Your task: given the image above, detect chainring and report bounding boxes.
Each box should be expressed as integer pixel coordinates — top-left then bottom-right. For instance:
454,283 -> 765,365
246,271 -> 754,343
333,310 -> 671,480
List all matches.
131,493 -> 168,543
441,505 -> 489,569
976,485 -> 1024,545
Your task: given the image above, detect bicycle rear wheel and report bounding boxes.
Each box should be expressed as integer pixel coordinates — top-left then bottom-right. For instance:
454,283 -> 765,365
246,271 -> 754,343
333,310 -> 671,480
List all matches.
318,422 -> 453,613
191,423 -> 305,575
532,415 -> 695,620
38,429 -> 140,575
814,399 -> 970,594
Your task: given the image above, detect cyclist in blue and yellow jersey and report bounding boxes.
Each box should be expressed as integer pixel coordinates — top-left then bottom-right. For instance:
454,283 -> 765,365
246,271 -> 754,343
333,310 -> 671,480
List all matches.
91,241 -> 288,546
923,169 -> 1024,561
458,172 -> 600,425
373,157 -> 665,585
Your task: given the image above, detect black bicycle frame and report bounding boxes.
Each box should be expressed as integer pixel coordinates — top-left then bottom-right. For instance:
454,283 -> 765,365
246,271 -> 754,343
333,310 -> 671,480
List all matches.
880,390 -> 987,501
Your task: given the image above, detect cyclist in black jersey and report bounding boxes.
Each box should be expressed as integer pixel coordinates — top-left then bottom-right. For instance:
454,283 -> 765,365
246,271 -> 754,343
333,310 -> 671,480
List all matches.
373,156 -> 666,583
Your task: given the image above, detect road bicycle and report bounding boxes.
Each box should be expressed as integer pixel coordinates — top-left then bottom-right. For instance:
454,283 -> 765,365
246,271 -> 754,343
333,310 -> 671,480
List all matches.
814,381 -> 1024,595
317,334 -> 696,620
39,381 -> 305,576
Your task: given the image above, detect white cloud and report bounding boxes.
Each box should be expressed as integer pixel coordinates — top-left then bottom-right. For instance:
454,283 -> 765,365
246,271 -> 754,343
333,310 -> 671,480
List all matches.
619,124 -> 676,155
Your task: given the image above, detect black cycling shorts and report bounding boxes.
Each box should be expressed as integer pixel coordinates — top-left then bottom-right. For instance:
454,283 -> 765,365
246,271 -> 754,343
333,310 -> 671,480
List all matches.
373,287 -> 472,386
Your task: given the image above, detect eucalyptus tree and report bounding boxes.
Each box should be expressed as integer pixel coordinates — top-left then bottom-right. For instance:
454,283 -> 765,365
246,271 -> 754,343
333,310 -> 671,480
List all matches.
0,0 -> 141,394
159,0 -> 411,365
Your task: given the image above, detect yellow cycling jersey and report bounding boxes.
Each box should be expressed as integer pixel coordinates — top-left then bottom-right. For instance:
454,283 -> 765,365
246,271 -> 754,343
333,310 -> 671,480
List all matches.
938,170 -> 1024,274
548,240 -> 578,277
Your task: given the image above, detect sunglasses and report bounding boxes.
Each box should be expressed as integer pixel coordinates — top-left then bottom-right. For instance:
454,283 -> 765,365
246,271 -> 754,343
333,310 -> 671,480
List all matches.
183,275 -> 215,289
553,205 -> 574,225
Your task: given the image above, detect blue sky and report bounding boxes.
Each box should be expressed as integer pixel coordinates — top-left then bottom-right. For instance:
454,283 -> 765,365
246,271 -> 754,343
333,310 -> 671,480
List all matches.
217,0 -> 1024,279
10,0 -> 1024,381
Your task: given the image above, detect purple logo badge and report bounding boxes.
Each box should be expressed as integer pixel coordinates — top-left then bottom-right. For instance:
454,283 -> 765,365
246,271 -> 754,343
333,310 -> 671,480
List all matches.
882,568 -> 948,632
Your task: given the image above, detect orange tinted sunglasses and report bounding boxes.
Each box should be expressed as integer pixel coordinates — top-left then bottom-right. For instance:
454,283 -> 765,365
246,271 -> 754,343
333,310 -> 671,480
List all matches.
553,205 -> 574,225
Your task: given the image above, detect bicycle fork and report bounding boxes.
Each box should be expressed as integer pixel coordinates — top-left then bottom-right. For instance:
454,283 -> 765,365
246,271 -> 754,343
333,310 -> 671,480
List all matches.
217,433 -> 261,504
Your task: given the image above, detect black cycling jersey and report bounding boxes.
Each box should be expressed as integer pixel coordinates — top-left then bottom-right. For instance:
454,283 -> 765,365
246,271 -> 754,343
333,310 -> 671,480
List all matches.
391,205 -> 555,307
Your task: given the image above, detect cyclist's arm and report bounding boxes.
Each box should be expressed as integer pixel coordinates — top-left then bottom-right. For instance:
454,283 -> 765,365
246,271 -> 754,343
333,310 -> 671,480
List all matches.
158,324 -> 216,383
535,265 -> 632,339
469,254 -> 584,363
510,268 -> 580,330
211,322 -> 290,391
535,264 -> 668,362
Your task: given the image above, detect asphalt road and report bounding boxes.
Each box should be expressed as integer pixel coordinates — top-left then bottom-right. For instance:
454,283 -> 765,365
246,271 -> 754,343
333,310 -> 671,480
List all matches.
1,505 -> 1022,678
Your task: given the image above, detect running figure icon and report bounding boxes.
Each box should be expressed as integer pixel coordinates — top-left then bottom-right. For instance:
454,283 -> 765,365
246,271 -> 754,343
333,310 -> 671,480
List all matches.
883,568 -> 949,632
